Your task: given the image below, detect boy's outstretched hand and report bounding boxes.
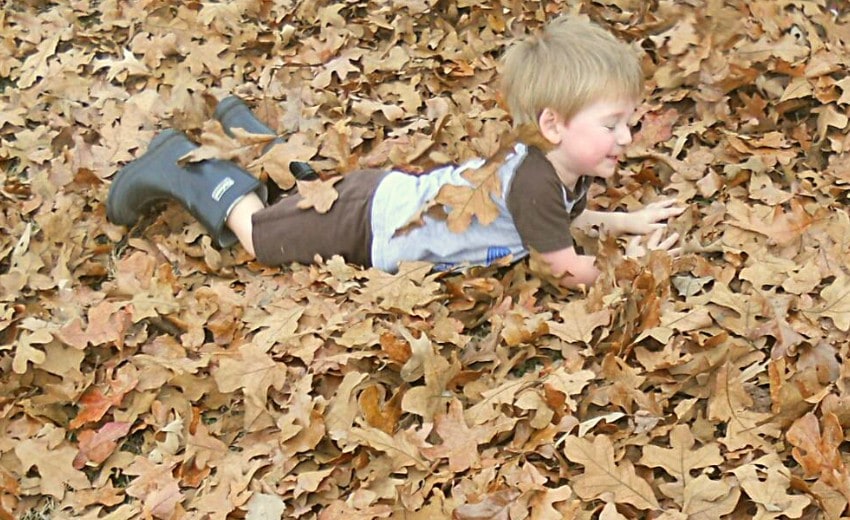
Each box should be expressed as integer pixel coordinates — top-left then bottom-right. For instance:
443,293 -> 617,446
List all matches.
625,228 -> 681,258
624,198 -> 685,235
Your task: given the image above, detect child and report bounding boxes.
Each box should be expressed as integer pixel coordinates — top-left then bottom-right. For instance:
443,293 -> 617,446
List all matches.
107,15 -> 683,289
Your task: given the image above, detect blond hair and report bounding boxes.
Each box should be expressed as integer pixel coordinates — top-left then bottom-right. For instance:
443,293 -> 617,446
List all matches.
501,16 -> 644,128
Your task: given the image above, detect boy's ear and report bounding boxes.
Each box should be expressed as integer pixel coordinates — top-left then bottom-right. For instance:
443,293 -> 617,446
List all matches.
538,108 -> 563,145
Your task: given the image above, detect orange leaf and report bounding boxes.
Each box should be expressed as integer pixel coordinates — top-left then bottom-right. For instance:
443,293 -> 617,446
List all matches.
73,421 -> 132,469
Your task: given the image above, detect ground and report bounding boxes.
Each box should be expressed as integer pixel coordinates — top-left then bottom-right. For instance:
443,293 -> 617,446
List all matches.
2,0 -> 850,518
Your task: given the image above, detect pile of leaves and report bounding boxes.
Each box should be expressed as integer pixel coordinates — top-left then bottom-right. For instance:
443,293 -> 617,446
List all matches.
3,0 -> 850,518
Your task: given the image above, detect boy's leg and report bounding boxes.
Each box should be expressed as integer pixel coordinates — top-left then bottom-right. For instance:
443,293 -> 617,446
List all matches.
225,192 -> 264,256
107,130 -> 262,248
250,170 -> 386,267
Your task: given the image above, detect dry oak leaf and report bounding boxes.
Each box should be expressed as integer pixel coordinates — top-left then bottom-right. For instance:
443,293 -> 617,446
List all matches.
787,412 -> 850,502
724,198 -> 814,247
400,334 -> 460,423
124,456 -> 183,520
434,160 -> 501,233
249,134 -> 319,190
543,367 -> 596,413
325,371 -> 369,443
707,361 -> 781,451
641,424 -> 723,481
346,424 -> 432,472
546,300 -> 612,344
12,327 -> 50,374
562,435 -> 660,510
732,455 -> 810,519
639,425 -> 723,504
212,343 -> 287,432
70,372 -> 139,429
452,488 -> 521,520
815,274 -> 850,332
296,175 -> 343,213
677,474 -> 740,519
178,120 -> 272,166
420,398 -> 485,472
358,384 -> 403,434
356,262 -> 442,316
73,421 -> 133,469
245,492 -> 286,520
14,427 -> 91,500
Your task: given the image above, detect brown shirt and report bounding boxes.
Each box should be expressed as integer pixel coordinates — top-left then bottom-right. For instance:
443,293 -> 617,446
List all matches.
507,146 -> 590,254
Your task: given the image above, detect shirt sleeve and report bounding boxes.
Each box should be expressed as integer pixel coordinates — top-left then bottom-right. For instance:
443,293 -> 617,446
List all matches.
506,146 -> 587,253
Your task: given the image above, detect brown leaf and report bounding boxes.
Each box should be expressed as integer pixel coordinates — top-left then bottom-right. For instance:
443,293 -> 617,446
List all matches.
787,412 -> 850,502
73,421 -> 132,469
358,384 -> 403,434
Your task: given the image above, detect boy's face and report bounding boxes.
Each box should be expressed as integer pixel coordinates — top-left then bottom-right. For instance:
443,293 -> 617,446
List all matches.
545,98 -> 637,186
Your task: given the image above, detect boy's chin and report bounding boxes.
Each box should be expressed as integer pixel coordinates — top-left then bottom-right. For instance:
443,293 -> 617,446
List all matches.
591,164 -> 618,178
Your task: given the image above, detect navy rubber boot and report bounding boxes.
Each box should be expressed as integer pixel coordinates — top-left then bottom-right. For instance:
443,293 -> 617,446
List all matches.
214,96 -> 318,181
106,129 -> 261,248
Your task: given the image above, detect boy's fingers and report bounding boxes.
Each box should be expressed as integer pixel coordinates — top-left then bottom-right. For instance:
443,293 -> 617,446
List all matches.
647,228 -> 664,247
657,232 -> 680,249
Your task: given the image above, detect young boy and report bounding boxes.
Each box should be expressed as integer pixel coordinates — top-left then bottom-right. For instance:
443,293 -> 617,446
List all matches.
107,15 -> 682,289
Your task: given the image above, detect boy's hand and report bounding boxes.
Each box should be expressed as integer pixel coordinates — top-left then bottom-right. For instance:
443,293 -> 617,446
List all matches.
625,199 -> 685,235
625,228 -> 681,258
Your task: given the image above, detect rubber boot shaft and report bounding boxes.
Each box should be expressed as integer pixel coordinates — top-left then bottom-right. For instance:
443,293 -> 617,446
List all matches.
214,96 -> 318,181
107,129 -> 260,248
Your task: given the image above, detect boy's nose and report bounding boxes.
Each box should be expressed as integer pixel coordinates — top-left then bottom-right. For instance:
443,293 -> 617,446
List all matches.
617,127 -> 633,146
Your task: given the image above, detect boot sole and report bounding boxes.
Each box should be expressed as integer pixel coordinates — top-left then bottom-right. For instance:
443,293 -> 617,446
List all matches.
106,129 -> 195,226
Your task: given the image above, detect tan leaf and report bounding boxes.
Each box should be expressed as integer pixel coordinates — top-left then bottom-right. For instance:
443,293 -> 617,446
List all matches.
453,489 -> 520,520
420,399 -> 482,472
346,424 -> 431,471
732,455 -> 810,519
358,384 -> 403,434
14,427 -> 91,500
433,161 -> 501,233
817,275 -> 850,332
325,371 -> 369,442
546,301 -> 611,344
212,343 -> 287,431
249,134 -> 319,189
124,456 -> 183,519
12,328 -> 50,374
245,493 -> 286,520
73,421 -> 132,469
640,425 -> 723,505
562,435 -> 659,510
296,176 -> 343,213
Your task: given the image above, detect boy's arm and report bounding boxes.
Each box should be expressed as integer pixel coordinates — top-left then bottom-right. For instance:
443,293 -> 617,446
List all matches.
538,246 -> 600,289
572,209 -> 627,237
573,199 -> 685,237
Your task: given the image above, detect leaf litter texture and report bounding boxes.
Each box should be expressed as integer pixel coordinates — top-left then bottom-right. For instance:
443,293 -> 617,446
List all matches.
3,0 -> 850,518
